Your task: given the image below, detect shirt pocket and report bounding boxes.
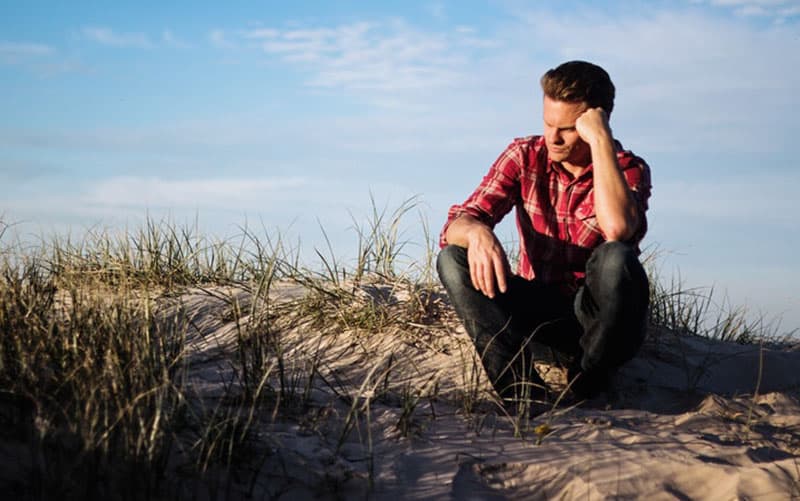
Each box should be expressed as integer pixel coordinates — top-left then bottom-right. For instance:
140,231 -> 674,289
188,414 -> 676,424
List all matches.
575,201 -> 603,239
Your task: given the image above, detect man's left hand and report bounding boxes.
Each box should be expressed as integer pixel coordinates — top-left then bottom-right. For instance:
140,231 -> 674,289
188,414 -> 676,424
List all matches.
575,107 -> 612,146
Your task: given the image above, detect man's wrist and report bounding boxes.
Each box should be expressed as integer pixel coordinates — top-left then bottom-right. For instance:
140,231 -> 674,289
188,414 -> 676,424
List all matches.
587,130 -> 613,150
466,221 -> 490,243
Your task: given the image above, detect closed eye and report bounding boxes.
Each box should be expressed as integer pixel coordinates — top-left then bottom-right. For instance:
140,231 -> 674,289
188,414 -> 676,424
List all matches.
544,121 -> 576,132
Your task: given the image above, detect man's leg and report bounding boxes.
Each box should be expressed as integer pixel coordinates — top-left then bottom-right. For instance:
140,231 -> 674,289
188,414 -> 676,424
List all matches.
437,245 -> 573,401
571,241 -> 650,394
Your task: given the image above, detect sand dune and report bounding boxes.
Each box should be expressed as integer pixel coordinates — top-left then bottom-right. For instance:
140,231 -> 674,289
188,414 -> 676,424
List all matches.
175,283 -> 800,500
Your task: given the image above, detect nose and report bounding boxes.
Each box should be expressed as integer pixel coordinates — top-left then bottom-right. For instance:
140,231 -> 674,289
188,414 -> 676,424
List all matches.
546,127 -> 564,145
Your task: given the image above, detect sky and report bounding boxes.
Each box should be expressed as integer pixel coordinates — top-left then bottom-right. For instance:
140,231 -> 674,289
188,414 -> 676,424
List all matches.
1,0 -> 799,335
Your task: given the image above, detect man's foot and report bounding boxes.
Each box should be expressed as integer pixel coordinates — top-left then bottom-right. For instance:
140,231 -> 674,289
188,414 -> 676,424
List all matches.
566,365 -> 614,400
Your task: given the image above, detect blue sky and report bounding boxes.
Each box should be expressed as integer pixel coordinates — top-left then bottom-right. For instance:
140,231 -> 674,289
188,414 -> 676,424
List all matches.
2,0 -> 799,334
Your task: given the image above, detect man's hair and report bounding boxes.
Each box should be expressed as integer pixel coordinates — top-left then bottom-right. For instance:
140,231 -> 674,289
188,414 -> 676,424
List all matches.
540,61 -> 615,114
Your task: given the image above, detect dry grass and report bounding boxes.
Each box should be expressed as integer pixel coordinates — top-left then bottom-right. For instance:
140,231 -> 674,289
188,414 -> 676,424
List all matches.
0,204 -> 794,498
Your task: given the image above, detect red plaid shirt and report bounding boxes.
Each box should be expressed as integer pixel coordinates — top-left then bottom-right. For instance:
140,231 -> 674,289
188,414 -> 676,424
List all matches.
440,135 -> 651,292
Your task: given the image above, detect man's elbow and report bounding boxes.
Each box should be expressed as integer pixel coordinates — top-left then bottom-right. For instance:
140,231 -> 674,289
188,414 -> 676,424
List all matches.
601,214 -> 639,242
603,226 -> 629,242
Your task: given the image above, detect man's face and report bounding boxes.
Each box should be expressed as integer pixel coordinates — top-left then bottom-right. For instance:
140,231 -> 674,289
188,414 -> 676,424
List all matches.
542,95 -> 591,165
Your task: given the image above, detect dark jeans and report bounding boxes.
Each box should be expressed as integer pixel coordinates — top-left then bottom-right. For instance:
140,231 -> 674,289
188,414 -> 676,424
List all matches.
436,242 -> 649,400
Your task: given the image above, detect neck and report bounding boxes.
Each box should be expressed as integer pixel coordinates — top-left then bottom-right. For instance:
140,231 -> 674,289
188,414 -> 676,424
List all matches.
560,161 -> 586,177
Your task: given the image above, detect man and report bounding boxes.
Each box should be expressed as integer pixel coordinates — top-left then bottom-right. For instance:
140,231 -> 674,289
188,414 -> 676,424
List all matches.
437,61 -> 651,406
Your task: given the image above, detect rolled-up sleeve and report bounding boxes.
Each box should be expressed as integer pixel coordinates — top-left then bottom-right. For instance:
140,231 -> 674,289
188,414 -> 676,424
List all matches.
439,142 -> 524,248
619,154 -> 652,247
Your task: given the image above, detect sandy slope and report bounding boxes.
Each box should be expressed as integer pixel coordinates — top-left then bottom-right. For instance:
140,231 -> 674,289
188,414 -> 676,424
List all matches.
179,283 -> 800,500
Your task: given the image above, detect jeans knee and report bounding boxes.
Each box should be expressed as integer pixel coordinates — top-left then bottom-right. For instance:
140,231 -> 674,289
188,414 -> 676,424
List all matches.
437,245 -> 469,289
588,241 -> 639,281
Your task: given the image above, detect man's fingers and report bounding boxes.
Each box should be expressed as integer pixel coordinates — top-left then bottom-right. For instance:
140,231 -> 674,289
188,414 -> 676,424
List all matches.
477,261 -> 492,297
493,255 -> 508,294
469,254 -> 489,295
470,258 -> 492,297
468,246 -> 508,298
468,254 -> 480,291
483,261 -> 496,298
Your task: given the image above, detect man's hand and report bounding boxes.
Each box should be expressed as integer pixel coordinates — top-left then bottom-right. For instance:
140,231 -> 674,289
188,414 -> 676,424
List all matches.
445,215 -> 511,298
575,107 -> 613,146
465,224 -> 510,299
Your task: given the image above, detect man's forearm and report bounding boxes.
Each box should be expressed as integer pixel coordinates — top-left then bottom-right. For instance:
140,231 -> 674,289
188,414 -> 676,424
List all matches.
575,108 -> 640,242
589,136 -> 639,242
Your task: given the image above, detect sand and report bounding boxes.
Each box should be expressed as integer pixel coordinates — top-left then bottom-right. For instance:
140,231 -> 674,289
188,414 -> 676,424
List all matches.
177,283 -> 800,500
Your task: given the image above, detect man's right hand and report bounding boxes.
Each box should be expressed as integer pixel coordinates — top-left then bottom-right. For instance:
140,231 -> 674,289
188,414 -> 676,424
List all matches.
445,215 -> 510,298
445,215 -> 511,298
466,225 -> 510,298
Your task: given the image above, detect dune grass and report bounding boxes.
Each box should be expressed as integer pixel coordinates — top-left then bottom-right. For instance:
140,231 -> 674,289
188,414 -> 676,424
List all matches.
644,249 -> 793,345
0,204 -> 794,498
0,246 -> 187,498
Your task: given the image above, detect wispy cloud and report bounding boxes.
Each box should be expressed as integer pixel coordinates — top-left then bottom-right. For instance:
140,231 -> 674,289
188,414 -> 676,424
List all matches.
0,41 -> 54,65
81,27 -> 154,48
209,29 -> 237,49
203,8 -> 798,157
241,28 -> 279,39
235,20 -> 496,92
514,8 -> 800,153
162,30 -> 190,48
706,0 -> 800,22
83,176 -> 308,210
0,41 -> 83,75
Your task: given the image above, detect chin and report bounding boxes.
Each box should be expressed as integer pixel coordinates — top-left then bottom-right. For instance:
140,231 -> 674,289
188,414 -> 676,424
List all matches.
546,144 -> 568,159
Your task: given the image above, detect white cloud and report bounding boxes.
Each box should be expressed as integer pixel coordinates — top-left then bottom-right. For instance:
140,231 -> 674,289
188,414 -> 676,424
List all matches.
0,41 -> 83,75
0,41 -> 56,68
82,27 -> 154,49
236,20 -> 497,92
162,30 -> 190,48
706,0 -> 800,22
512,9 -> 800,153
737,5 -> 771,15
201,9 -> 796,156
6,9 -> 799,160
83,176 -> 308,210
241,28 -> 279,39
0,42 -> 54,58
209,29 -> 236,49
711,0 -> 792,6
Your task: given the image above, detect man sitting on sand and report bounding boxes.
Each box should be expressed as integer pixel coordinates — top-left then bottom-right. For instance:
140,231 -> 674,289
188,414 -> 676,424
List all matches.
437,60 -> 651,406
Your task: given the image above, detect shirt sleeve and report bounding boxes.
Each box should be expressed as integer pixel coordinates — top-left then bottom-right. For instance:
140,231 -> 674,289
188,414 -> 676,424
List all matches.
439,141 -> 524,248
618,153 -> 652,247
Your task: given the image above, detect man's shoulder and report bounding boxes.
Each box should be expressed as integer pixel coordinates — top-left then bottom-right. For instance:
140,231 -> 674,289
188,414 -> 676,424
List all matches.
509,135 -> 544,151
614,140 -> 649,169
499,135 -> 545,168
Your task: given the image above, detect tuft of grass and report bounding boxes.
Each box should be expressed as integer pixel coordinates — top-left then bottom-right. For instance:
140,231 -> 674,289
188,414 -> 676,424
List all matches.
644,251 -> 793,344
45,217 -> 256,290
0,249 -> 187,498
